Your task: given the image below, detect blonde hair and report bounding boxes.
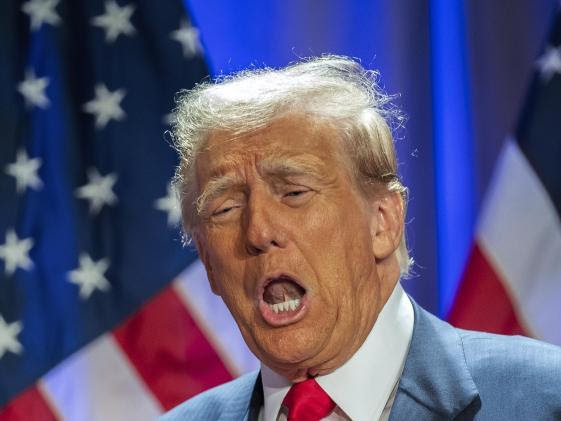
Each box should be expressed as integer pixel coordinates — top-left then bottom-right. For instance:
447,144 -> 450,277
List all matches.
171,55 -> 412,275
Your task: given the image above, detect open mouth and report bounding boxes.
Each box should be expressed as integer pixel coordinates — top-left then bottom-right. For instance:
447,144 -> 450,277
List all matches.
258,274 -> 308,326
263,275 -> 306,313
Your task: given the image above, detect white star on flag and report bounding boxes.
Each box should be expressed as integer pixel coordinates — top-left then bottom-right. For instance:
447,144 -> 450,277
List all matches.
21,0 -> 61,31
170,20 -> 203,58
536,45 -> 561,83
0,230 -> 34,276
0,316 -> 23,359
5,149 -> 43,193
68,254 -> 111,299
75,168 -> 118,214
155,184 -> 182,226
92,0 -> 136,43
83,83 -> 126,129
17,69 -> 50,109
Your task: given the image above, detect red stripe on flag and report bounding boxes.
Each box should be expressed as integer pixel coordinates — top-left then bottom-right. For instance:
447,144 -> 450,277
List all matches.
113,285 -> 233,410
0,386 -> 58,421
448,242 -> 528,335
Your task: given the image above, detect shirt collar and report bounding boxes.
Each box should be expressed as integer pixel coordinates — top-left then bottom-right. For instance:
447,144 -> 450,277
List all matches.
261,282 -> 414,421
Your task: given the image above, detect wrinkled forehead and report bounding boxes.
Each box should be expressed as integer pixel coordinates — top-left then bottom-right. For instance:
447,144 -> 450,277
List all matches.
195,114 -> 350,182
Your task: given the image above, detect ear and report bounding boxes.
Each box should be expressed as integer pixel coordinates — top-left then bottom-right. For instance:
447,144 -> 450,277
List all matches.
193,232 -> 221,296
370,191 -> 404,261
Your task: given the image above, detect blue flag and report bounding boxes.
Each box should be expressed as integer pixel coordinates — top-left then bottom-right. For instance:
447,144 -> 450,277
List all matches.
0,0 -> 207,413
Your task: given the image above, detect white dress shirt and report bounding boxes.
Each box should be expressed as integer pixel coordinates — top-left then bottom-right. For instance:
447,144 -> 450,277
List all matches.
258,283 -> 414,421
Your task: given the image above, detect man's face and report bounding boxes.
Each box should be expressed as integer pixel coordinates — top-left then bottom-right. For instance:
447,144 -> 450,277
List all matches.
194,115 -> 399,380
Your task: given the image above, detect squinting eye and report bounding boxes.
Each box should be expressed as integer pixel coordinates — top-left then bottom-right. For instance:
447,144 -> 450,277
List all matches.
281,189 -> 314,207
284,190 -> 307,197
214,207 -> 232,215
211,203 -> 242,218
212,206 -> 236,216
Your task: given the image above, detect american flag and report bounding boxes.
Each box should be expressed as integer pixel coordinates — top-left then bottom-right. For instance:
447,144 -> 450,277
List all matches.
0,1 -> 256,419
449,8 -> 561,345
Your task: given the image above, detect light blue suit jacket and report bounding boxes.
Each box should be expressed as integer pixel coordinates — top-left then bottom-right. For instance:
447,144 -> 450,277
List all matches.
160,299 -> 561,420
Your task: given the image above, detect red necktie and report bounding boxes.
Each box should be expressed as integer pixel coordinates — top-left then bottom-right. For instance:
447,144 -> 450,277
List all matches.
281,378 -> 336,421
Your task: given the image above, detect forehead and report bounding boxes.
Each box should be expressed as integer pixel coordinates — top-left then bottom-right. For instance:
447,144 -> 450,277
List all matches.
196,114 -> 347,180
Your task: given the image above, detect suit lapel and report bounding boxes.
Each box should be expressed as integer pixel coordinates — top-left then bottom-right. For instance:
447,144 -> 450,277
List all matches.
245,372 -> 264,421
201,371 -> 261,421
389,299 -> 479,420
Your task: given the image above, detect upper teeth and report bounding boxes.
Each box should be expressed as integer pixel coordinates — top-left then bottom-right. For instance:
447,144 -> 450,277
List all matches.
269,298 -> 301,314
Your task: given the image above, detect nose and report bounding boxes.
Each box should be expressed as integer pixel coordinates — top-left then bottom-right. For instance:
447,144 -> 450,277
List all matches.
244,192 -> 286,256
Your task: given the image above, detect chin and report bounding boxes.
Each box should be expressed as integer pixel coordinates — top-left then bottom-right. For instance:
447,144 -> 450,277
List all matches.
263,350 -> 338,382
253,330 -> 328,373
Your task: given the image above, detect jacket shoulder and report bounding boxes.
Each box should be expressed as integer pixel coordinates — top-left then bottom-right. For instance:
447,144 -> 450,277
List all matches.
458,329 -> 561,418
401,300 -> 561,420
158,371 -> 260,421
459,329 -> 561,381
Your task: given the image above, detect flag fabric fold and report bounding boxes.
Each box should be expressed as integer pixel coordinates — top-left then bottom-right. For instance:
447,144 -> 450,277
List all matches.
449,9 -> 561,346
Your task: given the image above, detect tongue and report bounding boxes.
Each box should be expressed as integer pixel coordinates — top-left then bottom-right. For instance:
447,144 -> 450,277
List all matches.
263,279 -> 304,304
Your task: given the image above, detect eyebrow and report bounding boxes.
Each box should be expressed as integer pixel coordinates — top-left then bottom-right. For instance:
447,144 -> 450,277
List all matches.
196,174 -> 240,216
196,155 -> 328,216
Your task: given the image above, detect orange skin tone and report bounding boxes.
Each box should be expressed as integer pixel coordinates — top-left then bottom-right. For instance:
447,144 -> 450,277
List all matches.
193,114 -> 404,381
